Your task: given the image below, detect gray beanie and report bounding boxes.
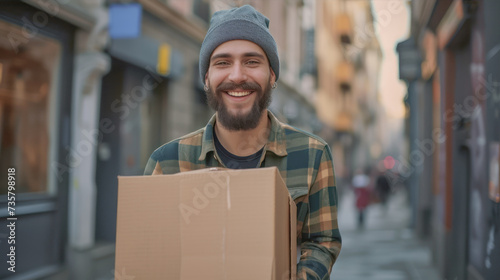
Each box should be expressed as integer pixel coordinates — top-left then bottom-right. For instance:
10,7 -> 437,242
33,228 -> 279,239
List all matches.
199,5 -> 280,83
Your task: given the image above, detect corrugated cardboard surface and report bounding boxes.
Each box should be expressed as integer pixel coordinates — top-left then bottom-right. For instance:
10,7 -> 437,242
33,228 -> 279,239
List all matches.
115,167 -> 296,279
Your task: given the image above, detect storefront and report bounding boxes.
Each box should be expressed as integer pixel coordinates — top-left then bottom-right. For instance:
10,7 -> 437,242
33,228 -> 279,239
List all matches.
424,0 -> 500,279
0,2 -> 75,278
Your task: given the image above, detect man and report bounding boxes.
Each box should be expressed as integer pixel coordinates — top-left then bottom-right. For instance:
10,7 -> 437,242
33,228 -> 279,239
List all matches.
144,5 -> 341,279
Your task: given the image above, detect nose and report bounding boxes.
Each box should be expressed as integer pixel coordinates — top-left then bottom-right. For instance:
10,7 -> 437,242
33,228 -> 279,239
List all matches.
228,63 -> 248,84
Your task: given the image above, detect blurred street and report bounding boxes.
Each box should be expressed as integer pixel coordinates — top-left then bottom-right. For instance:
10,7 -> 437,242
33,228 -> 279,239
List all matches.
332,189 -> 441,280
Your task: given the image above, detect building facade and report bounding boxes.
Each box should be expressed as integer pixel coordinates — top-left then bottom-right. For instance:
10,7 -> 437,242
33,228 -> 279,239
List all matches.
0,0 -> 105,278
315,0 -> 384,184
400,0 -> 500,279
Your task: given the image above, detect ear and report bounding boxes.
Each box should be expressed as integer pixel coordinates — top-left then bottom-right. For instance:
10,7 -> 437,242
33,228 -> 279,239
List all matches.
204,71 -> 209,87
269,67 -> 276,85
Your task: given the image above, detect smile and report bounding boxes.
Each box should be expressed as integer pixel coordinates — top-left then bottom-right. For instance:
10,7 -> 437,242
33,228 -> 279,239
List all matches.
226,91 -> 253,97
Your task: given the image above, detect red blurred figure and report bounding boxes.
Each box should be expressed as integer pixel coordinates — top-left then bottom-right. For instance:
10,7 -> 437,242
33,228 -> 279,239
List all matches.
352,169 -> 372,228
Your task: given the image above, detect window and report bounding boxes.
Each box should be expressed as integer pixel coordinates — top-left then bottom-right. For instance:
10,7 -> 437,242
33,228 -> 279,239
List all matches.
0,20 -> 61,195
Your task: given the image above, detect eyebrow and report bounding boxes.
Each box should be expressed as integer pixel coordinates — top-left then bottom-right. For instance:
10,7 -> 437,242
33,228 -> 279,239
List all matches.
210,52 -> 266,61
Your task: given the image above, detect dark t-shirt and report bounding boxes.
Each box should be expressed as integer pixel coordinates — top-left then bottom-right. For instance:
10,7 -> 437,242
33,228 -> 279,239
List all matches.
213,130 -> 264,169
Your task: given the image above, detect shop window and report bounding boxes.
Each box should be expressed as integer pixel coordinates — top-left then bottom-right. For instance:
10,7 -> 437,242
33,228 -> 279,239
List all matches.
0,20 -> 61,195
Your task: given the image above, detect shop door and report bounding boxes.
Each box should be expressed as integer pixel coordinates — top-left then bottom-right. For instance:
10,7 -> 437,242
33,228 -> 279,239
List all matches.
95,58 -> 167,242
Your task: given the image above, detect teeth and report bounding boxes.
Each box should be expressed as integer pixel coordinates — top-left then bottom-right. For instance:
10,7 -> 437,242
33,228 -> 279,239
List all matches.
227,91 -> 251,97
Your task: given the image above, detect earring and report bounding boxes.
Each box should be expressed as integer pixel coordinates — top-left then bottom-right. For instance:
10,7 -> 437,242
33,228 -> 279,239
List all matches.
271,82 -> 277,89
203,84 -> 209,92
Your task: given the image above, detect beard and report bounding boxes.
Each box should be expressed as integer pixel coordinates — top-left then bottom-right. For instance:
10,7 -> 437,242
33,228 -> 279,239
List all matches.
206,79 -> 272,131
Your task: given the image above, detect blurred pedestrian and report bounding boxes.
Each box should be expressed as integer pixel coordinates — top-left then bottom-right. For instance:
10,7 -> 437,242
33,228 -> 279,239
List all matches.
143,5 -> 341,279
375,172 -> 391,210
352,168 -> 371,228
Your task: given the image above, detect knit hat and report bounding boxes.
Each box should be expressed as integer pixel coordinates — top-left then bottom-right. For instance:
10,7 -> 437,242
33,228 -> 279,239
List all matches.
199,5 -> 280,83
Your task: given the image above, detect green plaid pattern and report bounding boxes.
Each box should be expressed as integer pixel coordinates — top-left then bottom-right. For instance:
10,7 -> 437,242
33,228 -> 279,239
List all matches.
144,111 -> 341,280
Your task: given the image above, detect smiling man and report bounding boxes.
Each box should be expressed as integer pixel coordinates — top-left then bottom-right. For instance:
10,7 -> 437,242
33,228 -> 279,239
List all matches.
144,5 -> 341,279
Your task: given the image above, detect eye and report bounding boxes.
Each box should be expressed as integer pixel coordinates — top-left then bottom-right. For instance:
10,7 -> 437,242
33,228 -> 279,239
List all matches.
246,60 -> 260,65
214,60 -> 230,66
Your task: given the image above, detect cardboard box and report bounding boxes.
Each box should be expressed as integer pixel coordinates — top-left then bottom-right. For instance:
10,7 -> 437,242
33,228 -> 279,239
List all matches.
115,167 -> 297,279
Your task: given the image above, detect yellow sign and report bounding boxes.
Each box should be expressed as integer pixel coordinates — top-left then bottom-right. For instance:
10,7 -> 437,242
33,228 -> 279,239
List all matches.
157,43 -> 171,75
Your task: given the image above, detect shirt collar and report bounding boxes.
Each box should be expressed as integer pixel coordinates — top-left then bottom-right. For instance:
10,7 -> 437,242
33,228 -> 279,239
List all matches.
198,111 -> 288,161
198,114 -> 217,161
265,111 -> 288,157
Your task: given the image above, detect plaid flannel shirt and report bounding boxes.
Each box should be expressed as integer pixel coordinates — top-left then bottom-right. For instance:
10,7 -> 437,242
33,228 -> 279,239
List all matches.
144,111 -> 342,280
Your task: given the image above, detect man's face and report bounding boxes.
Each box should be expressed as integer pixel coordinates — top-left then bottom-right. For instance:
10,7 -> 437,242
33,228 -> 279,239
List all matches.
205,40 -> 276,131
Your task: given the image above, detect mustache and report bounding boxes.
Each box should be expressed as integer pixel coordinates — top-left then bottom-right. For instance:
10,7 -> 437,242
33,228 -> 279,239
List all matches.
215,81 -> 262,92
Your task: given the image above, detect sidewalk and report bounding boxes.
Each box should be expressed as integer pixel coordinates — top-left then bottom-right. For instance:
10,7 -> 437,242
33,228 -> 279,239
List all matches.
331,188 -> 441,280
39,243 -> 115,280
